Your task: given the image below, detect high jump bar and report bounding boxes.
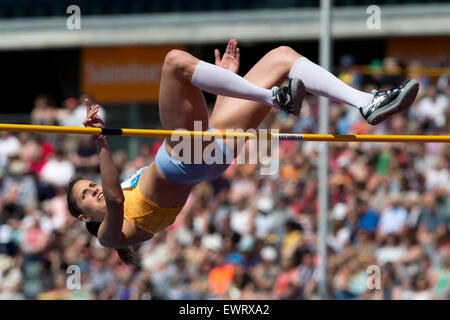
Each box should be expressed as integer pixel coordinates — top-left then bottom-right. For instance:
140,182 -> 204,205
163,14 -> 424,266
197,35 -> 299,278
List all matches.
0,123 -> 449,143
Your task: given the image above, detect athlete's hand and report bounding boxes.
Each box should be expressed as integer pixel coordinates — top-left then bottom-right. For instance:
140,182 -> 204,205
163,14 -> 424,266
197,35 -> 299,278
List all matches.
215,39 -> 240,74
83,98 -> 105,129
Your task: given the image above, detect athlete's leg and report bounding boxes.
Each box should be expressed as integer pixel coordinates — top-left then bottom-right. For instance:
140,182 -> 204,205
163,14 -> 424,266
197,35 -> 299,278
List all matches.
159,48 -> 304,135
209,44 -> 371,130
288,56 -> 373,109
288,56 -> 419,125
158,48 -> 287,153
146,48 -> 286,204
210,45 -> 418,130
158,49 -> 210,135
157,48 -> 300,162
143,50 -> 209,206
156,47 -> 285,158
209,45 -> 376,132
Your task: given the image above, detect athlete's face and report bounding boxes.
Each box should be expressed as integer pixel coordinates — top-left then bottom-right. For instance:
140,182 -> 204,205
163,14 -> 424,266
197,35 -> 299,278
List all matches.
72,179 -> 106,223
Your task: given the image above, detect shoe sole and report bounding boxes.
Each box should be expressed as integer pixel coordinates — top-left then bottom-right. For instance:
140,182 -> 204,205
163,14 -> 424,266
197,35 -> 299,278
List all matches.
289,78 -> 305,116
367,79 -> 419,125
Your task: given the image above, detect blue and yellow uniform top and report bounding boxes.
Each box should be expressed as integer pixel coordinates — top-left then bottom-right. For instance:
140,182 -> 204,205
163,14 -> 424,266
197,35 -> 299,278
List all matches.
120,167 -> 183,235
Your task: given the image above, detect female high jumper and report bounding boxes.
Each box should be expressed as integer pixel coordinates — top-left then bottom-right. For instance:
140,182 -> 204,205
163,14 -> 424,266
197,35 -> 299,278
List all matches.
66,40 -> 419,265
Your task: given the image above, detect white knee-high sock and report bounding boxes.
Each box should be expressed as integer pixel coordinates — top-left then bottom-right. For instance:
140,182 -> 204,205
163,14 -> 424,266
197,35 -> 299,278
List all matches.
289,57 -> 373,108
191,60 -> 278,108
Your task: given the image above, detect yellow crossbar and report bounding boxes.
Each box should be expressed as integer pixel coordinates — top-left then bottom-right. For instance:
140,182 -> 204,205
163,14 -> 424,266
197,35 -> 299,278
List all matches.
0,123 -> 449,143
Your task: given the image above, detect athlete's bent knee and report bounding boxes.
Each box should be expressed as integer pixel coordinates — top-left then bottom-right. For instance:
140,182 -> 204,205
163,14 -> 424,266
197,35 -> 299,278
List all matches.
274,46 -> 302,59
266,46 -> 302,71
164,49 -> 198,80
164,49 -> 189,69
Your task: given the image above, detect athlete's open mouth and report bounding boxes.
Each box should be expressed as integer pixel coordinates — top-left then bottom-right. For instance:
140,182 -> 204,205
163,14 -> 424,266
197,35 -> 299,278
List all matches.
98,193 -> 104,201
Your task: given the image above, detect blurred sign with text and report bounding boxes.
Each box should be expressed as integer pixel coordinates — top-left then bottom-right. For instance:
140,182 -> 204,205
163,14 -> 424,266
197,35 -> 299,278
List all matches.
81,45 -> 186,104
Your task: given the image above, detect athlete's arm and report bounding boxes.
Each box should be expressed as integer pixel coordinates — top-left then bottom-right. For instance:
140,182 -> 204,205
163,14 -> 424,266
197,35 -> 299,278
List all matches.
83,99 -> 127,248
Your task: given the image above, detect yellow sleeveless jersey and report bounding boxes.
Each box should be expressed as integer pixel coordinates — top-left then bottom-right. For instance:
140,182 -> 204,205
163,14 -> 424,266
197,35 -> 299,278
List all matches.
121,167 -> 183,234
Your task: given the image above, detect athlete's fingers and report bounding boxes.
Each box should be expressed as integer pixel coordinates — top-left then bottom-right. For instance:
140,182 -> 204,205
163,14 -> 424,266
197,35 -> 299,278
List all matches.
226,39 -> 233,55
91,117 -> 104,128
91,106 -> 100,119
236,47 -> 240,63
93,105 -> 102,119
230,39 -> 235,56
93,105 -> 100,118
214,49 -> 221,65
87,105 -> 97,117
85,98 -> 92,111
233,39 -> 238,56
83,117 -> 92,126
86,104 -> 99,123
92,109 -> 105,126
93,114 -> 103,122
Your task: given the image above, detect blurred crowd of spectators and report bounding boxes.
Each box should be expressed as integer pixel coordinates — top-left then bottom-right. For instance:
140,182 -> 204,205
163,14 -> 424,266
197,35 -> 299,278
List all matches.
0,55 -> 449,300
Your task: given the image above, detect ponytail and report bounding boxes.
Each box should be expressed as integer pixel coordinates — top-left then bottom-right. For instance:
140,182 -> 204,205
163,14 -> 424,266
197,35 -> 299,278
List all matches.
86,222 -> 140,267
116,248 -> 140,267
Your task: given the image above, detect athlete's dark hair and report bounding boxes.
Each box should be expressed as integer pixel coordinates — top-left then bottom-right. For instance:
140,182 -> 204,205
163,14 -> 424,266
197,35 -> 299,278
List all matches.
66,176 -> 139,267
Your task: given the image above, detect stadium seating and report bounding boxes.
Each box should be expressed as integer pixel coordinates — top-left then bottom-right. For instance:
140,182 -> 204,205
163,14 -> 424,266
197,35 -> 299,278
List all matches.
0,0 -> 445,18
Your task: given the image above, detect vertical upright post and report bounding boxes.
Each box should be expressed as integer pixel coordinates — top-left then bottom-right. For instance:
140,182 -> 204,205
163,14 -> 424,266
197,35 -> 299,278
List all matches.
318,0 -> 332,300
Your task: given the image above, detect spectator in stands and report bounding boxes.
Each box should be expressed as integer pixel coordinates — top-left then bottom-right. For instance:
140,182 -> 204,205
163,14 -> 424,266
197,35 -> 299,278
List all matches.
39,148 -> 75,190
417,192 -> 447,237
68,135 -> 99,175
376,194 -> 408,240
381,56 -> 403,88
297,251 -> 317,299
404,273 -> 434,300
1,155 -> 38,221
415,83 -> 449,130
61,94 -> 106,127
57,97 -> 79,127
251,245 -> 280,294
17,133 -> 41,170
0,131 -> 20,171
0,254 -> 24,299
432,253 -> 450,299
31,94 -> 58,126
